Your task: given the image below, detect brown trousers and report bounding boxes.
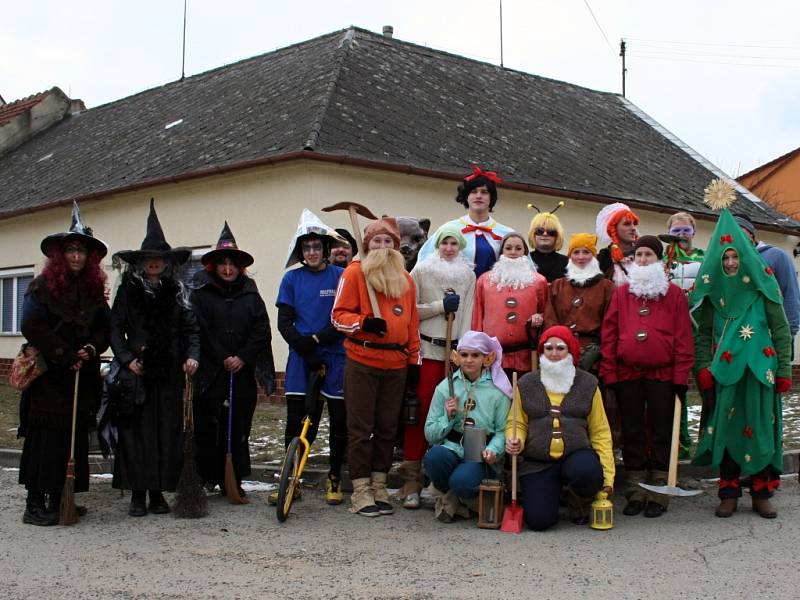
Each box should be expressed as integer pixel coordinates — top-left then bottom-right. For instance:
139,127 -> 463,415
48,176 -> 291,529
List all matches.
344,358 -> 407,480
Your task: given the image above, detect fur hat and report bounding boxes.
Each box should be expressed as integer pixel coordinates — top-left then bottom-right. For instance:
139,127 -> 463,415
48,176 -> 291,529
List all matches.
634,235 -> 664,260
115,199 -> 190,265
538,325 -> 581,366
41,201 -> 108,258
567,233 -> 598,257
363,217 -> 401,251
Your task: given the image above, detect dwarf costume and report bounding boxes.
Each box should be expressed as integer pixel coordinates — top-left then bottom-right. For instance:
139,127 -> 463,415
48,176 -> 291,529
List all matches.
423,331 -> 511,522
599,235 -> 694,516
110,199 -> 200,515
416,166 -> 513,277
19,202 -> 110,525
190,222 -> 275,496
472,233 -> 547,374
596,202 -> 640,286
398,225 -> 476,505
332,217 -> 421,516
276,210 -> 347,501
690,207 -> 790,518
509,326 -> 614,531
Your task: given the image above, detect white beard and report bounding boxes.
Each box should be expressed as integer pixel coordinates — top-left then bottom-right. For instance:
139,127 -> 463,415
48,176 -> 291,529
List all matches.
627,261 -> 669,299
539,355 -> 577,395
566,257 -> 602,285
488,255 -> 537,290
416,253 -> 475,290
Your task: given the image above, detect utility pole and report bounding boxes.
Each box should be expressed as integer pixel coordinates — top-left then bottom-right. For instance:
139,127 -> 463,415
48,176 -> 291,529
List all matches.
499,0 -> 504,67
181,0 -> 188,81
619,38 -> 627,97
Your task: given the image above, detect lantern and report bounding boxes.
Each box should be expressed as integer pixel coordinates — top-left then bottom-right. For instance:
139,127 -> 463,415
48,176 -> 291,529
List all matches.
590,491 -> 614,530
402,390 -> 420,426
477,479 -> 504,529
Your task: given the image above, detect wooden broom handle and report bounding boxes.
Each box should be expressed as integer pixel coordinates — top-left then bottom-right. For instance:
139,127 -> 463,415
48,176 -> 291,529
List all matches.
347,206 -> 382,318
511,372 -> 518,502
69,370 -> 80,462
667,395 -> 681,488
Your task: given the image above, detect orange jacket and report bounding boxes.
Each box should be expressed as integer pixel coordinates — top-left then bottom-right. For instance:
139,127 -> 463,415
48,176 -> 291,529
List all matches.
332,261 -> 421,370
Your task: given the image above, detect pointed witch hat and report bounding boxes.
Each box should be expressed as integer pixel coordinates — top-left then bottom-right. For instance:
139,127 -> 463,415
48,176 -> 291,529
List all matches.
40,201 -> 108,258
285,209 -> 347,268
201,221 -> 254,267
114,198 -> 191,265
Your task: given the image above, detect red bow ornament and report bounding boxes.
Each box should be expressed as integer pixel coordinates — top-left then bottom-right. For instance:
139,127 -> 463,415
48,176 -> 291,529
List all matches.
765,267 -> 774,275
720,351 -> 733,363
464,165 -> 502,185
718,479 -> 740,490
763,347 -> 776,357
751,478 -> 780,493
743,425 -> 753,439
461,224 -> 502,240
719,233 -> 733,244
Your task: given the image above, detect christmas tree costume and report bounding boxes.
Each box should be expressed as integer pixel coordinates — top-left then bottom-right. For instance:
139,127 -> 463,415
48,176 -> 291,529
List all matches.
690,204 -> 790,506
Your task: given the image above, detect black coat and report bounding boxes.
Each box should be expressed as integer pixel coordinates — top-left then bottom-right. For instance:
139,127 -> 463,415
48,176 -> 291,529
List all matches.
190,271 -> 274,484
110,274 -> 200,491
19,275 -> 110,493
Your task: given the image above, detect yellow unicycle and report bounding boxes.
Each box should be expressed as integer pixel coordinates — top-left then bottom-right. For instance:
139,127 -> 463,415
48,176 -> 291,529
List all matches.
275,366 -> 324,522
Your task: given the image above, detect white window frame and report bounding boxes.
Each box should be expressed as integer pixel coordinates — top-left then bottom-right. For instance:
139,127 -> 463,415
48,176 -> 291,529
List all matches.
0,266 -> 35,336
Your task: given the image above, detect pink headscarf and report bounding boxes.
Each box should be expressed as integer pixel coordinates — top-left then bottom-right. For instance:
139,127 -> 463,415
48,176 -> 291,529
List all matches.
456,331 -> 512,398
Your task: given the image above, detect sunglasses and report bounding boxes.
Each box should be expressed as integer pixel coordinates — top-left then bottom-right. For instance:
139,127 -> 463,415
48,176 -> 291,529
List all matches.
543,343 -> 568,352
534,228 -> 557,237
669,226 -> 694,236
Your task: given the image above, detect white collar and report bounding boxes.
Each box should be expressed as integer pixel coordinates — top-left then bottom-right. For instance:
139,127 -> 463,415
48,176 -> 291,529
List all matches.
461,214 -> 495,227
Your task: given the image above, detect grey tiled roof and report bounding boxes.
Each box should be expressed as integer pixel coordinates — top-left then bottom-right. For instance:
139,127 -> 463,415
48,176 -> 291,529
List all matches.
0,27 -> 795,231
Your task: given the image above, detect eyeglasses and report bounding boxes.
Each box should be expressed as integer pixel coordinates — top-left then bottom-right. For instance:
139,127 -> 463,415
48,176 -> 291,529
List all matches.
669,226 -> 694,236
543,343 -> 568,352
302,241 -> 323,252
534,228 -> 557,237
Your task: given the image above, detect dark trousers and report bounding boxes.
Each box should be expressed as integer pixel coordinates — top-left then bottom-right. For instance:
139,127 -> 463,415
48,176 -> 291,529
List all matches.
616,379 -> 674,472
718,450 -> 780,500
285,394 -> 347,477
518,448 -> 604,531
344,359 -> 407,480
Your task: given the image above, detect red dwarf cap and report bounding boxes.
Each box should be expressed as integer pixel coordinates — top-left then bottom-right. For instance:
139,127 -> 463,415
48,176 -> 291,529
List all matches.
538,325 -> 581,366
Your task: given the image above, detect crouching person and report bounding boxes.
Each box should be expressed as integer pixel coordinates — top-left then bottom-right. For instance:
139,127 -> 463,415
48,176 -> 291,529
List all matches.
423,331 -> 511,522
506,326 -> 614,531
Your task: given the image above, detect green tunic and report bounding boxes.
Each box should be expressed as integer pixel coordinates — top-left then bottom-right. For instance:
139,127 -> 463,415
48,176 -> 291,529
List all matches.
689,209 -> 790,475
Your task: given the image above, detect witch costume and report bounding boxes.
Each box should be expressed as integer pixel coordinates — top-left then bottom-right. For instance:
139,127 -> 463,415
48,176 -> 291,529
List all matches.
190,222 -> 275,495
690,194 -> 790,518
19,202 -> 110,525
110,199 -> 200,516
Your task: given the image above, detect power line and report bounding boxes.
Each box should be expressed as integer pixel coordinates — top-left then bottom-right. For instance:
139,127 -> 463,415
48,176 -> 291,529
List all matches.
628,53 -> 800,70
626,37 -> 800,51
583,0 -> 614,54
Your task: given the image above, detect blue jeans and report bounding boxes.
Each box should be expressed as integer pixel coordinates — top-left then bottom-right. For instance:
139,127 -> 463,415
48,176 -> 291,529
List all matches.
423,445 -> 493,498
518,448 -> 604,531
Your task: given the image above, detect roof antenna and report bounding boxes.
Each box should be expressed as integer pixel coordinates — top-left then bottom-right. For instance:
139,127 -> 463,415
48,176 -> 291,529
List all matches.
620,38 -> 627,97
181,0 -> 188,81
499,0 -> 504,67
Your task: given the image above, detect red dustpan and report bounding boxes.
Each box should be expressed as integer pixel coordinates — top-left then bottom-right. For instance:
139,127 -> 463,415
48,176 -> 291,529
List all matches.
501,373 -> 523,534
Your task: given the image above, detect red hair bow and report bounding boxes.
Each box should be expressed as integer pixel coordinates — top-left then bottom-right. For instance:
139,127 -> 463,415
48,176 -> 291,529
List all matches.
720,351 -> 733,363
719,233 -> 733,244
464,165 -> 502,185
751,478 -> 780,493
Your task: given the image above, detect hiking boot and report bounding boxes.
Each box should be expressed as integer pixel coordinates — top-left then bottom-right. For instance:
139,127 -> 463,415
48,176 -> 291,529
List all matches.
643,501 -> 666,518
325,475 -> 343,506
752,497 -> 777,519
129,491 -> 147,517
350,477 -> 380,517
148,490 -> 171,514
268,487 -> 302,505
715,498 -> 738,518
622,500 -> 644,516
371,472 -> 394,515
22,492 -> 58,526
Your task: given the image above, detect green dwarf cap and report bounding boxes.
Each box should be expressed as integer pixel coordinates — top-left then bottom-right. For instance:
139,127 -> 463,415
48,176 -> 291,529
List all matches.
689,208 -> 782,318
434,224 -> 467,251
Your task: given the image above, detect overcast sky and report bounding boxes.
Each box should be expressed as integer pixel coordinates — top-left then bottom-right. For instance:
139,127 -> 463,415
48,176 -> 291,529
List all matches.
4,1 -> 800,177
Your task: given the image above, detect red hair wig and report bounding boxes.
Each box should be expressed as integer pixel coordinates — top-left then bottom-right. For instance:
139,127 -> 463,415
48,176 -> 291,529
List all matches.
606,209 -> 639,263
41,246 -> 108,302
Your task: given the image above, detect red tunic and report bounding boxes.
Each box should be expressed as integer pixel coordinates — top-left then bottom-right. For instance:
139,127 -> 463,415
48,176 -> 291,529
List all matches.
599,282 -> 694,386
472,271 -> 548,372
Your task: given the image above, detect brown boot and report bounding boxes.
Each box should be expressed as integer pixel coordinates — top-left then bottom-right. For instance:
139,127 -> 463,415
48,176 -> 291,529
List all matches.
715,498 -> 738,518
752,497 -> 777,519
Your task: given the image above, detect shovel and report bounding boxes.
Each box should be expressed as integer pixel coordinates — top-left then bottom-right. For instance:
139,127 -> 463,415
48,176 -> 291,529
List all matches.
639,395 -> 702,498
322,201 -> 381,317
501,372 -> 524,533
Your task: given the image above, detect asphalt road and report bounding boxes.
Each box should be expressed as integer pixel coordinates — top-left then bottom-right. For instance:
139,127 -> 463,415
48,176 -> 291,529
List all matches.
1,468 -> 798,600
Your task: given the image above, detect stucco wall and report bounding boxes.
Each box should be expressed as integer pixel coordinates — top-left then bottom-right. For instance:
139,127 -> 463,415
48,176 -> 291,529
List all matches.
2,160 -> 799,368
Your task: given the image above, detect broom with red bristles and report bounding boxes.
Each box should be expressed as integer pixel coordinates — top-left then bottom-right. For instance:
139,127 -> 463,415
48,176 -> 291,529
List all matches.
224,372 -> 248,504
59,369 -> 81,526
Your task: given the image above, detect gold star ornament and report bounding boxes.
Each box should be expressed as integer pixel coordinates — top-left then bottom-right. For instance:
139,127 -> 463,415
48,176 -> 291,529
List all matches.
738,324 -> 754,340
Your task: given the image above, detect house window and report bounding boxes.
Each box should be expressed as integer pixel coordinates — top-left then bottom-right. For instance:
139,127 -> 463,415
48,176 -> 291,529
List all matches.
182,248 -> 210,289
0,268 -> 34,334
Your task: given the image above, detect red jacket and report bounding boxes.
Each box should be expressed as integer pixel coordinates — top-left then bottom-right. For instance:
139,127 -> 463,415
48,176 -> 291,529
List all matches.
331,260 -> 420,370
599,283 -> 694,386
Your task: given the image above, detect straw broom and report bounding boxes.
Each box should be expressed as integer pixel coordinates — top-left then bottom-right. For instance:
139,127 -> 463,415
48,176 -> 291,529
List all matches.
173,374 -> 208,518
224,372 -> 248,504
59,369 -> 80,526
